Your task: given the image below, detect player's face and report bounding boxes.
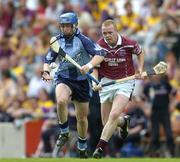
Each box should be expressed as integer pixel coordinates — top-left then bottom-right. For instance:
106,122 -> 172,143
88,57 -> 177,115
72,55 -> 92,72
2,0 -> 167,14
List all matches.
102,24 -> 118,47
60,23 -> 74,37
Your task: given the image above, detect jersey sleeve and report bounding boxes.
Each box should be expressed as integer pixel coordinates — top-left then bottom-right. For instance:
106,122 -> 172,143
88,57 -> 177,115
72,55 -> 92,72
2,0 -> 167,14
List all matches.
44,48 -> 58,64
78,34 -> 107,56
133,42 -> 142,55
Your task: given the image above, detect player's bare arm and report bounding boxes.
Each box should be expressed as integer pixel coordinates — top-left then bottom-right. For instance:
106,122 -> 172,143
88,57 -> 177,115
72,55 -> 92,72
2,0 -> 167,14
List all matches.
135,50 -> 145,79
80,55 -> 104,74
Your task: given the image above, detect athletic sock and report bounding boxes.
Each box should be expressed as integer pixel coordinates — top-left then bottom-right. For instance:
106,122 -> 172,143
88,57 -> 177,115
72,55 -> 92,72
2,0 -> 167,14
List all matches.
96,139 -> 108,151
77,136 -> 87,151
59,121 -> 69,134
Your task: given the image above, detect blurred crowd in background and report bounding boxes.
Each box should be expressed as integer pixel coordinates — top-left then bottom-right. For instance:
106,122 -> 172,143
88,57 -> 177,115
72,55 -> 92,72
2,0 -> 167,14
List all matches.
0,0 -> 180,158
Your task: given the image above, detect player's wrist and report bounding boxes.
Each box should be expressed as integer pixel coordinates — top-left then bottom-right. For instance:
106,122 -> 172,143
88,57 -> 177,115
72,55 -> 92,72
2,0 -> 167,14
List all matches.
92,81 -> 97,86
86,62 -> 93,69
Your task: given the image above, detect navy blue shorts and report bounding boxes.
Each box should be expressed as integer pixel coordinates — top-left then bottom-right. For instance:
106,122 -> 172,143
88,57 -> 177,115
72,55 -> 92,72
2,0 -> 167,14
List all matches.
55,77 -> 91,102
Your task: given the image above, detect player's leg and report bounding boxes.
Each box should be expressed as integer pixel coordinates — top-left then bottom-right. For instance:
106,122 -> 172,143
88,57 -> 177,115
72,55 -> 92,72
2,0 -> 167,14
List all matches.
93,94 -> 129,158
71,79 -> 91,158
99,82 -> 130,132
101,94 -> 129,140
101,102 -> 112,126
56,83 -> 71,123
52,83 -> 72,157
115,80 -> 134,139
74,101 -> 89,138
74,101 -> 89,158
101,102 -> 130,139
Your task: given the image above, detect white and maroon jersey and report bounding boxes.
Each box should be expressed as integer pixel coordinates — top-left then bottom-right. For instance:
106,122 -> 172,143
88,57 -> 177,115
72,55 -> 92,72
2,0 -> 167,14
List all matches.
97,35 -> 142,80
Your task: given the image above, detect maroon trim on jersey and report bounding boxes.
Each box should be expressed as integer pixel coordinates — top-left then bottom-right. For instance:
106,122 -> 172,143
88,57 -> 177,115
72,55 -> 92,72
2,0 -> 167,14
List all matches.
97,36 -> 142,80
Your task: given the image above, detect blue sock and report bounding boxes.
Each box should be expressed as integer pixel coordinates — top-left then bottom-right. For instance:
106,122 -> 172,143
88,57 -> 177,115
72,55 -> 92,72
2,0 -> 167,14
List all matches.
59,121 -> 69,134
77,136 -> 87,151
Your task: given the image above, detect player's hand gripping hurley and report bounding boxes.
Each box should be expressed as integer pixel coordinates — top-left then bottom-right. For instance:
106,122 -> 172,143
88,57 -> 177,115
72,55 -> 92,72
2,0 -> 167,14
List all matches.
102,61 -> 167,87
93,61 -> 168,90
50,37 -> 99,84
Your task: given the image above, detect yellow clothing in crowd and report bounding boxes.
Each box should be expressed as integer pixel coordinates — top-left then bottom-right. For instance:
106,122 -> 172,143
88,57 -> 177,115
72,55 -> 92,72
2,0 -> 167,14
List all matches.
143,16 -> 161,31
35,100 -> 55,118
11,66 -> 25,77
91,0 -> 117,22
118,13 -> 141,32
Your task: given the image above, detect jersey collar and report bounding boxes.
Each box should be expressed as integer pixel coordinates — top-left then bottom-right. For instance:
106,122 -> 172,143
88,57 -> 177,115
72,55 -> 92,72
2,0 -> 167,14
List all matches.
105,34 -> 122,48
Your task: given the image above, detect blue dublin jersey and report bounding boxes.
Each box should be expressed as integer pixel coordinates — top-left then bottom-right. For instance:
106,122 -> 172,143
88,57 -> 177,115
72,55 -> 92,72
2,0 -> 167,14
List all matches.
45,29 -> 106,81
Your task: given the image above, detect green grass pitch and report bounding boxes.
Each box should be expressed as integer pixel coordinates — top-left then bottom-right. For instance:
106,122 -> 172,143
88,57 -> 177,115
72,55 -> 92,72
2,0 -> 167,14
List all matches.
0,158 -> 179,162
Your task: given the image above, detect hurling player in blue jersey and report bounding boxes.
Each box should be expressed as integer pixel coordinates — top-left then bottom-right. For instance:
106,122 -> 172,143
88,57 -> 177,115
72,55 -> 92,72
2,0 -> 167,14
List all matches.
41,12 -> 105,158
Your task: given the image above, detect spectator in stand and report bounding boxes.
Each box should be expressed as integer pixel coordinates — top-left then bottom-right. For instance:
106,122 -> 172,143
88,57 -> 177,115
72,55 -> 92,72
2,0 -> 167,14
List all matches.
117,0 -> 141,36
72,3 -> 94,34
0,70 -> 18,120
27,64 -> 52,98
0,1 -> 15,34
0,36 -> 14,59
9,54 -> 25,78
163,0 -> 180,16
34,88 -> 55,119
44,0 -> 63,35
171,102 -> 180,137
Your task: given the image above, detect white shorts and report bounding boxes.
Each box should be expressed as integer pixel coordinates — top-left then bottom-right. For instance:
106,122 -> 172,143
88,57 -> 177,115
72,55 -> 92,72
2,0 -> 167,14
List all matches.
99,77 -> 135,103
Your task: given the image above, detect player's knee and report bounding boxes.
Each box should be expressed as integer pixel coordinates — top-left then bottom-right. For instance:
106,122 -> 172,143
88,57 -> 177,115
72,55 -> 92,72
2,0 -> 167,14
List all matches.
109,111 -> 119,121
56,98 -> 68,106
76,116 -> 87,125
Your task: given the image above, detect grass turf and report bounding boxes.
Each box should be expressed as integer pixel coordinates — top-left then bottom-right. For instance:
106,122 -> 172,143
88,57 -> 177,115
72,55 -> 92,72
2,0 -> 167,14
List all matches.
0,158 -> 179,162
